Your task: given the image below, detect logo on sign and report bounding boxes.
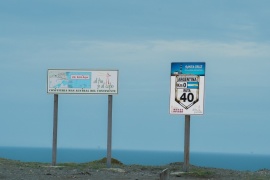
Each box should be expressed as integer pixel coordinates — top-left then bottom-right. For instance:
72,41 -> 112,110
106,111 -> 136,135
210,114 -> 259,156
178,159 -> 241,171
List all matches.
71,75 -> 90,79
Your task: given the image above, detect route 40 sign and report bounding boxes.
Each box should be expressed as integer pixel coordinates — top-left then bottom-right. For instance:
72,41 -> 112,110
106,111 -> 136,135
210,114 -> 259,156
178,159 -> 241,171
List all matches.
170,62 -> 205,115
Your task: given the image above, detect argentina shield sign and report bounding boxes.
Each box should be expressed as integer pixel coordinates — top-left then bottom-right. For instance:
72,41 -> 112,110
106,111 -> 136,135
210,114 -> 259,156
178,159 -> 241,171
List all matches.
170,62 -> 205,115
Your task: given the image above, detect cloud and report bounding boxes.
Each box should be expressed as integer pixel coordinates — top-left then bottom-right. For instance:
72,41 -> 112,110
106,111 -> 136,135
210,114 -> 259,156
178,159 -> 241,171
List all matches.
70,40 -> 270,60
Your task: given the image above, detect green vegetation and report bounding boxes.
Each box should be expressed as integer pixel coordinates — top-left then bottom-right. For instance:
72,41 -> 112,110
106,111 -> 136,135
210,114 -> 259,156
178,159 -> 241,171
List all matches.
92,157 -> 123,165
57,157 -> 124,170
189,169 -> 214,178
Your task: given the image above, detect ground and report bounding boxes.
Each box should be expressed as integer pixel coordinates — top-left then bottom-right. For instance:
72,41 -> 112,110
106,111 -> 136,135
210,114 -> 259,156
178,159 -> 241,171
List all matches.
0,158 -> 270,180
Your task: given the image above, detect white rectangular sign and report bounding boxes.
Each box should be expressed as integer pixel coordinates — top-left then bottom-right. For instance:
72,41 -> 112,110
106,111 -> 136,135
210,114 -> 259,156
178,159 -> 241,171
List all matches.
170,62 -> 205,115
47,69 -> 118,94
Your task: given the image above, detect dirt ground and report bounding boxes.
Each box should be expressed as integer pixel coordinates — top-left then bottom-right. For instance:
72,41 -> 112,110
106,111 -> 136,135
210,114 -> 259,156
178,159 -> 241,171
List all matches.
1,158 -> 270,180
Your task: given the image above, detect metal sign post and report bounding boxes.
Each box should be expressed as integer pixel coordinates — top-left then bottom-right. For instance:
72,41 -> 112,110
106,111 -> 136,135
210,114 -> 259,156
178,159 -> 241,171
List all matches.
52,94 -> 59,166
183,115 -> 190,172
107,95 -> 113,168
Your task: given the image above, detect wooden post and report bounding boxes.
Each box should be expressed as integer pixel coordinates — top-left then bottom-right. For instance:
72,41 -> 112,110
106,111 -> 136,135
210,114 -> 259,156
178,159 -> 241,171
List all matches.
107,95 -> 113,168
52,94 -> 59,166
183,115 -> 190,172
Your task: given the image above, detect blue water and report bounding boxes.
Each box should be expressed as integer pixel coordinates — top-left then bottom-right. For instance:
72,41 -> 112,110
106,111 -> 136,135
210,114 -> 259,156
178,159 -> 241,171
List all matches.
0,147 -> 269,171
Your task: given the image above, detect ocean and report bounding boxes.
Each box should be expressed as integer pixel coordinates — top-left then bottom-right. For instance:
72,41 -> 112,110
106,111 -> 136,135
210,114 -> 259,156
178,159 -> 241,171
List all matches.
0,147 -> 269,171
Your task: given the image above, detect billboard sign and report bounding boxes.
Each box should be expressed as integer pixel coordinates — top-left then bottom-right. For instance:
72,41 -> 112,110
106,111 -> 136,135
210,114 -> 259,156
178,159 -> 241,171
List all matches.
170,62 -> 205,115
47,69 -> 118,94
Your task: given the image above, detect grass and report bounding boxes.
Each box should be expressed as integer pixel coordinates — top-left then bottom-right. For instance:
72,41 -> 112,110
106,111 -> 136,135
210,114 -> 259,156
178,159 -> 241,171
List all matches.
57,157 -> 124,170
92,157 -> 123,165
189,169 -> 214,178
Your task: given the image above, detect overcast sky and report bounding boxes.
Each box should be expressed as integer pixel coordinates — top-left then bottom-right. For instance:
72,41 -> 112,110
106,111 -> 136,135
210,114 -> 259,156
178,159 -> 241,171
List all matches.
0,0 -> 270,155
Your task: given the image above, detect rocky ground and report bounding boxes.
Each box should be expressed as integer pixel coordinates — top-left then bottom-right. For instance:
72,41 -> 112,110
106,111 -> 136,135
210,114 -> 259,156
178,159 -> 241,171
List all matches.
0,157 -> 270,180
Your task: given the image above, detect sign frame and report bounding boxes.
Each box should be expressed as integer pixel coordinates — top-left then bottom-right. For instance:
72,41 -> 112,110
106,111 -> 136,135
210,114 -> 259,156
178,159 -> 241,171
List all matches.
47,69 -> 118,167
170,62 -> 205,115
47,69 -> 119,95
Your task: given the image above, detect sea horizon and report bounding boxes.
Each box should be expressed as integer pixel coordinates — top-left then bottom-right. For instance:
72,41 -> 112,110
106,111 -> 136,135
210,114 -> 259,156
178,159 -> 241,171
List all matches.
0,146 -> 269,171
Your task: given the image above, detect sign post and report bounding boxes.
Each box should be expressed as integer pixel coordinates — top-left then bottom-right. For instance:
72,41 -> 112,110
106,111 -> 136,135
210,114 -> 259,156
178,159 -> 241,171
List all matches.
183,115 -> 190,172
169,62 -> 205,172
52,94 -> 58,166
107,95 -> 113,168
47,69 -> 118,166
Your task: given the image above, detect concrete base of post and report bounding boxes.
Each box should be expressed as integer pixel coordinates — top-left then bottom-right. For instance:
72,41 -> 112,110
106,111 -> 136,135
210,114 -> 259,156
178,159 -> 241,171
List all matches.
159,168 -> 169,180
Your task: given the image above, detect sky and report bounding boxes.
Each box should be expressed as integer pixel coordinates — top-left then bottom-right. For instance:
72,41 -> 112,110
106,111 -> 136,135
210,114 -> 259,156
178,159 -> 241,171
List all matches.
0,0 -> 270,155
